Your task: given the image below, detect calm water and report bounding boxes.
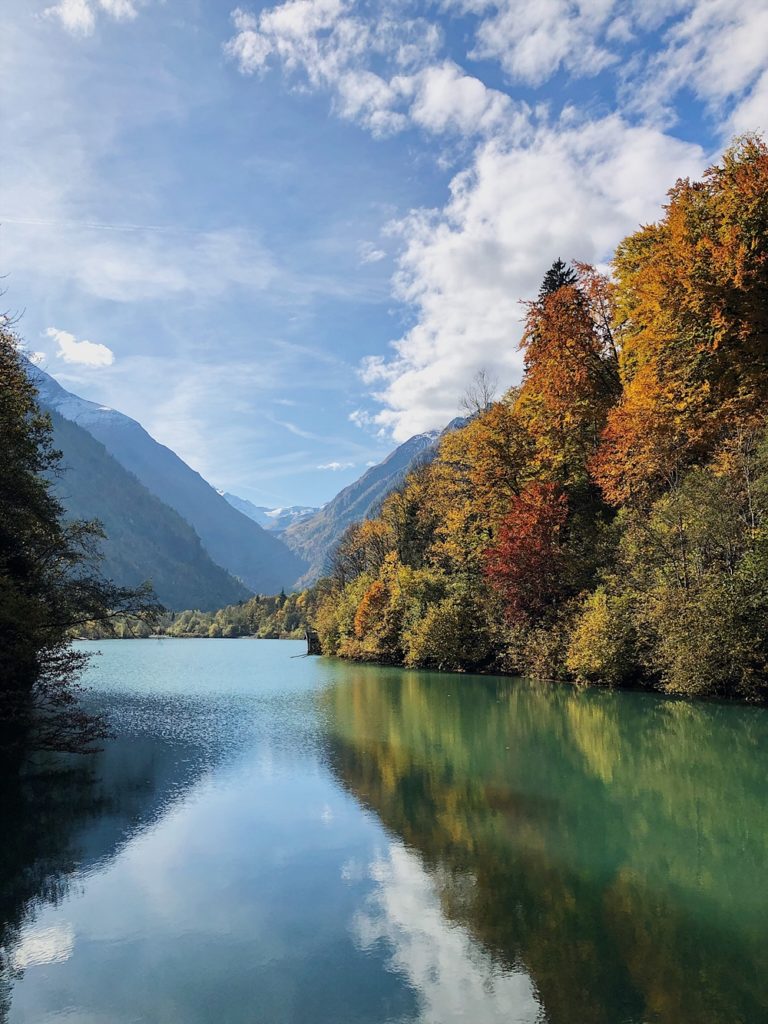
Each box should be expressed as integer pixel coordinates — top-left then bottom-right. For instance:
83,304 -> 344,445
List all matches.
2,640 -> 768,1024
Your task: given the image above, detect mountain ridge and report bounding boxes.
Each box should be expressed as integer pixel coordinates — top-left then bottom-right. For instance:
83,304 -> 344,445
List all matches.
281,422 -> 465,586
28,362 -> 307,594
49,410 -> 252,610
221,493 -> 319,532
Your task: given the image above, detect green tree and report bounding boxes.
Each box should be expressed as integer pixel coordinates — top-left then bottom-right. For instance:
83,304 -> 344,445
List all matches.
0,327 -> 158,754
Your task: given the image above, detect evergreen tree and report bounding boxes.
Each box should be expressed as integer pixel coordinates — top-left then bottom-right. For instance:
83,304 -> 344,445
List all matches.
538,258 -> 577,299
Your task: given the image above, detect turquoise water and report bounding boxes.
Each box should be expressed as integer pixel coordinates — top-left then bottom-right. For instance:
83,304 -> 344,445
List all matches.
2,639 -> 768,1023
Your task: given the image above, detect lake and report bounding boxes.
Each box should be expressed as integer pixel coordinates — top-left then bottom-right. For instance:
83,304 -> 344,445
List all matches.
2,639 -> 767,1024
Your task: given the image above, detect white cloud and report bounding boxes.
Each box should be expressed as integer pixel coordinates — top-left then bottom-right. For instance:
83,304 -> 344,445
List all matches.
460,0 -> 619,85
365,116 -> 705,440
46,326 -> 115,367
225,5 -> 528,141
317,460 -> 354,470
393,62 -> 526,138
43,0 -> 95,35
630,0 -> 768,124
43,0 -> 140,36
99,0 -> 139,18
731,68 -> 768,135
359,241 -> 387,264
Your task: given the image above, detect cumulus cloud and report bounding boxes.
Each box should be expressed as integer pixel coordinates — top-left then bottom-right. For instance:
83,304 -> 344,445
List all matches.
225,0 -> 768,440
43,0 -> 140,36
46,326 -> 115,367
365,117 -> 705,440
317,460 -> 354,470
460,0 -> 619,85
225,4 -> 527,141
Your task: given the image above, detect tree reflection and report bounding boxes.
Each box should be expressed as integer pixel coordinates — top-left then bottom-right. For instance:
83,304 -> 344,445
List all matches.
0,706 -> 219,1022
320,666 -> 768,1024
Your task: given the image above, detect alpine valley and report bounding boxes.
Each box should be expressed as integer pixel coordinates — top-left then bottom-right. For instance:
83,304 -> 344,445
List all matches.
27,360 -> 444,608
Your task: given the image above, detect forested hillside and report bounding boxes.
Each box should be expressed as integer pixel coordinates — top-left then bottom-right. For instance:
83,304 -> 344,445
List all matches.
50,412 -> 251,611
283,428 -> 449,585
311,138 -> 768,700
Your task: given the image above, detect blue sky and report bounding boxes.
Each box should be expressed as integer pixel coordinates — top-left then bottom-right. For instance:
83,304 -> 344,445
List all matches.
3,0 -> 767,506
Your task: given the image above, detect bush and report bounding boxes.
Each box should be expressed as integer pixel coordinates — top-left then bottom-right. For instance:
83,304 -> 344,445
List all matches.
566,588 -> 637,686
405,590 -> 494,671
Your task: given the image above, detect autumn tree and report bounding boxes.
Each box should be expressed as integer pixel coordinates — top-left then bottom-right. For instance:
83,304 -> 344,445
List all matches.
594,135 -> 768,506
516,261 -> 620,487
327,518 -> 394,588
485,482 -> 569,623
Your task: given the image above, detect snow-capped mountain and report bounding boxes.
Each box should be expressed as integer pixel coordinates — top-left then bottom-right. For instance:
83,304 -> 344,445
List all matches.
220,493 -> 319,532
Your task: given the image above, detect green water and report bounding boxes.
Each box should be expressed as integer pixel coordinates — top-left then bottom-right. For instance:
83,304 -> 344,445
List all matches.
2,640 -> 767,1023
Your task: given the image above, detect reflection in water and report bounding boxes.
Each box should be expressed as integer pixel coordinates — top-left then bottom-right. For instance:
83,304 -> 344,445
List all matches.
2,642 -> 768,1024
321,664 -> 768,1024
0,694 -> 230,1020
353,842 -> 541,1024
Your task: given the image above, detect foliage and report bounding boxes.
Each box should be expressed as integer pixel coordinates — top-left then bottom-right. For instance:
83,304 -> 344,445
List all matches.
484,482 -> 569,623
81,587 -> 319,642
309,138 -> 768,699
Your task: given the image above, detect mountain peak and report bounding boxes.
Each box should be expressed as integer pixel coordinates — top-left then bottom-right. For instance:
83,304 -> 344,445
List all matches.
28,363 -> 308,594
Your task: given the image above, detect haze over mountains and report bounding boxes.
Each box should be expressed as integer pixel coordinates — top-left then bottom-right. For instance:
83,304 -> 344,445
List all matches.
220,494 -> 319,533
28,361 -> 445,607
29,361 -> 307,603
50,411 -> 251,611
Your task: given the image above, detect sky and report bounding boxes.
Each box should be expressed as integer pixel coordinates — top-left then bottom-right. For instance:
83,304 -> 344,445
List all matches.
3,0 -> 767,507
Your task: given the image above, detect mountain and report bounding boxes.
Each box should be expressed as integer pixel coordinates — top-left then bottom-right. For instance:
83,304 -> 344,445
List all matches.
50,411 -> 251,611
282,426 -> 462,585
29,363 -> 308,594
221,493 -> 319,532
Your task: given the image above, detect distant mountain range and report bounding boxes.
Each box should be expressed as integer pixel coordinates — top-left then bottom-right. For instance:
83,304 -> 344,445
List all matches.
220,493 -> 319,532
28,362 -> 307,605
27,360 -> 461,605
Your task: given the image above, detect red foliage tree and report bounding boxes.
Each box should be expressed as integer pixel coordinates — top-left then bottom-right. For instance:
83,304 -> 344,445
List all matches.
485,482 -> 569,623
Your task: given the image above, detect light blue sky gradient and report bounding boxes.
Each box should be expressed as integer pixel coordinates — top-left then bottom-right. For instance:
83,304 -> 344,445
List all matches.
3,0 -> 767,505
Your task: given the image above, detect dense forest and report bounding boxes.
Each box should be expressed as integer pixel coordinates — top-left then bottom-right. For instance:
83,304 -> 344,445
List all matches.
311,137 -> 768,700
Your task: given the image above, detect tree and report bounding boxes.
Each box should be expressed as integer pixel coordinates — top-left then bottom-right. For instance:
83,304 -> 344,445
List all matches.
517,263 -> 620,487
0,327 -> 159,754
593,135 -> 768,506
460,368 -> 498,417
484,482 -> 569,623
538,258 -> 577,299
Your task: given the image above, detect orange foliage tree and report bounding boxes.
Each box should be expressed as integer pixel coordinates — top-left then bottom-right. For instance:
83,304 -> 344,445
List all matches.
485,482 -> 569,623
516,263 -> 620,487
593,135 -> 768,506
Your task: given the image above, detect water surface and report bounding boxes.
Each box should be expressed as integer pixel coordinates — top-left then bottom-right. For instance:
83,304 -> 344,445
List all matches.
2,639 -> 767,1023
